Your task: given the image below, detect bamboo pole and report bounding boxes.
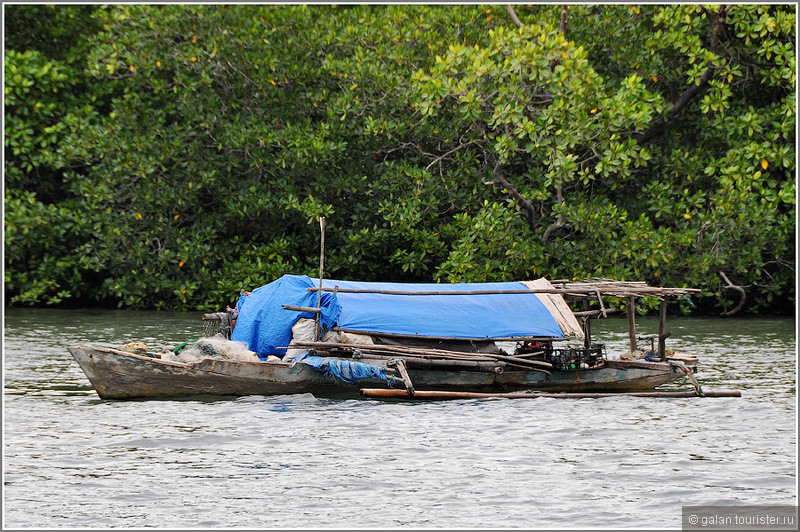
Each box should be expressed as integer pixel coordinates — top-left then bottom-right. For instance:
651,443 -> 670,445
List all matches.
316,217 -> 325,342
288,341 -> 500,360
308,281 -> 700,298
332,328 -> 563,342
309,286 -> 697,297
310,287 -> 585,296
359,389 -> 742,400
357,355 -> 505,372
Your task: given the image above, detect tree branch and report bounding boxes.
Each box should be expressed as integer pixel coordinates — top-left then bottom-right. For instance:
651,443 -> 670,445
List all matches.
634,5 -> 729,145
541,183 -> 573,242
541,219 -> 572,242
634,66 -> 717,144
548,5 -> 570,70
560,5 -> 569,37
506,5 -> 522,28
719,270 -> 746,317
483,163 -> 537,229
425,140 -> 475,171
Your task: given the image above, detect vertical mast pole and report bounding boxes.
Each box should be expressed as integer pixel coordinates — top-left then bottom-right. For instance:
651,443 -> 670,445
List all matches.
316,217 -> 326,342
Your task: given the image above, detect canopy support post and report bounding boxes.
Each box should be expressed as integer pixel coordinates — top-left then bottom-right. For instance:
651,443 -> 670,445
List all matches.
658,298 -> 668,359
627,296 -> 637,353
582,299 -> 591,349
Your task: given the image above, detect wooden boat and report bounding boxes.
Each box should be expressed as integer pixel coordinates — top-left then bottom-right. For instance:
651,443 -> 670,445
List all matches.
67,345 -> 697,400
68,276 -> 708,400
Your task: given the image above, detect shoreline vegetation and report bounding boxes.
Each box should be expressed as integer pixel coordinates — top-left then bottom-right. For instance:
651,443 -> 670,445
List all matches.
4,5 -> 795,316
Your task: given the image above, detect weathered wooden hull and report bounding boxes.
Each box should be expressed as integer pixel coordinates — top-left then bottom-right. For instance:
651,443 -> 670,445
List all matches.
68,345 -> 694,400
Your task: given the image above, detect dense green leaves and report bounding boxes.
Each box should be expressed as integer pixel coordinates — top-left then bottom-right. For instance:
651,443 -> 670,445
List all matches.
4,4 -> 795,314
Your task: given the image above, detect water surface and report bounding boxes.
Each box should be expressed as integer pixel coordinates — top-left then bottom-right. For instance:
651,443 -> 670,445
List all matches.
3,308 -> 796,528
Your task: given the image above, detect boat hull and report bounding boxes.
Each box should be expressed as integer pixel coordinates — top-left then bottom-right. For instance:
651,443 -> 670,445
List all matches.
67,346 -> 692,400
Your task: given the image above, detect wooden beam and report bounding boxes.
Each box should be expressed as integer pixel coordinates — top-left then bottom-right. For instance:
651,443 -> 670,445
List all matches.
573,308 -> 618,317
389,359 -> 415,396
281,305 -> 321,314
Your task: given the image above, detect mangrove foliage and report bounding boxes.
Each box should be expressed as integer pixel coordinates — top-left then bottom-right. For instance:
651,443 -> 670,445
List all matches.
4,4 -> 796,314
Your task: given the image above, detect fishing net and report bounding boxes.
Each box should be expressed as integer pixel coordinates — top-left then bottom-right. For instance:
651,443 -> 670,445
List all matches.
202,312 -> 232,339
174,335 -> 261,363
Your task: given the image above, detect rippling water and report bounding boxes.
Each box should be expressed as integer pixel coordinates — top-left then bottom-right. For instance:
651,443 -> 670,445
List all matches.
3,308 -> 796,528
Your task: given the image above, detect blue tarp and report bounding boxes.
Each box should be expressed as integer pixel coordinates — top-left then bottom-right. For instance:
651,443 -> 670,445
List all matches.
232,274 -> 564,358
231,275 -> 341,358
297,354 -> 393,385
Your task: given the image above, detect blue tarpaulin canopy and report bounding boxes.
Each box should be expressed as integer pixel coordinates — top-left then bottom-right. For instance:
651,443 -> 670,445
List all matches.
231,274 -> 565,358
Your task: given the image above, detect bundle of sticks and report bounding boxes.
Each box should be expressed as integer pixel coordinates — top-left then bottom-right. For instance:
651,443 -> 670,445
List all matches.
286,341 -> 553,375
549,278 -> 701,298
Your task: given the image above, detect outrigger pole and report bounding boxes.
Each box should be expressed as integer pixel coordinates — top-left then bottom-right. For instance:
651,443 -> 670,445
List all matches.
359,389 -> 742,400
